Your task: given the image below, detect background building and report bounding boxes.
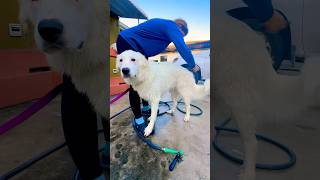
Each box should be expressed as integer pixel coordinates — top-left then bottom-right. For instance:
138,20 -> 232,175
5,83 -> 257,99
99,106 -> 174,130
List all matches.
0,0 -> 60,108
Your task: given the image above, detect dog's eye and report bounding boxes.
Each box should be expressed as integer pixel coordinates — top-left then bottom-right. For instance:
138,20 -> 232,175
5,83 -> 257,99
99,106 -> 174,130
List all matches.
119,59 -> 123,62
131,58 -> 136,62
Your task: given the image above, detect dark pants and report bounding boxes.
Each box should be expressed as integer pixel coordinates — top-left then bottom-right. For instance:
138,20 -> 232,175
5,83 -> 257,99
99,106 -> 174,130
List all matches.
116,35 -> 149,119
61,74 -> 102,180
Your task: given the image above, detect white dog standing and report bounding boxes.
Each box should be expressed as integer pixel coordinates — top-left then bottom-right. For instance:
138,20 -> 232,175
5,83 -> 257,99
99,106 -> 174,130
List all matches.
213,12 -> 320,179
117,50 -> 210,136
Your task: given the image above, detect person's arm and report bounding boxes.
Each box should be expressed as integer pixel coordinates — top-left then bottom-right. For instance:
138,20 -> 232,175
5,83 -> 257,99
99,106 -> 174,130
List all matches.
242,0 -> 287,32
242,0 -> 274,23
166,24 -> 196,69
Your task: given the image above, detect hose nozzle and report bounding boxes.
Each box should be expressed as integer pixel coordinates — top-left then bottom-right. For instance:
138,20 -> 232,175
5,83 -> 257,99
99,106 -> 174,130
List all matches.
162,147 -> 184,155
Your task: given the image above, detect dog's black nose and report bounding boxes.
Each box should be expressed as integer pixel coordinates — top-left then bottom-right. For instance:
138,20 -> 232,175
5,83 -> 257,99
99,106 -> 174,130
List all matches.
122,68 -> 130,75
38,19 -> 63,43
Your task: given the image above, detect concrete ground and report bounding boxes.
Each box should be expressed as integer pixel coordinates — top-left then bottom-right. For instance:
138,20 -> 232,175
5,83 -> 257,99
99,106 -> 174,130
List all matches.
110,93 -> 211,180
0,91 -> 210,180
213,105 -> 320,180
1,74 -> 319,180
0,96 -> 105,180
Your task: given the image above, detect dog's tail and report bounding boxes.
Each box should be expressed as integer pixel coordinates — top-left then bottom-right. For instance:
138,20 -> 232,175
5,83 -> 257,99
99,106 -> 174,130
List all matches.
192,79 -> 210,100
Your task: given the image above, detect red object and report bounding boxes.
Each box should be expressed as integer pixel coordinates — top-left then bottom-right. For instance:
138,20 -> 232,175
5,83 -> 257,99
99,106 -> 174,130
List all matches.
0,49 -> 62,108
110,48 -> 117,57
110,47 -> 128,96
110,76 -> 128,96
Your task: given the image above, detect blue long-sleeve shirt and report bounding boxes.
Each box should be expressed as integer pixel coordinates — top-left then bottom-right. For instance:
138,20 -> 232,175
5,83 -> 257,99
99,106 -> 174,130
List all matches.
242,0 -> 274,23
119,18 -> 196,68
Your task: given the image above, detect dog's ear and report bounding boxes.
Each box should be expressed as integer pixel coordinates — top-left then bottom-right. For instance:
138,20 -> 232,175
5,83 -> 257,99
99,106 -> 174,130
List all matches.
137,53 -> 148,69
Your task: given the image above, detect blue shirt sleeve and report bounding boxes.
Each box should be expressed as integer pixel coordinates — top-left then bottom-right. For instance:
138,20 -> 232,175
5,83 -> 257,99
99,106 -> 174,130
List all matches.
165,23 -> 196,68
242,0 -> 274,23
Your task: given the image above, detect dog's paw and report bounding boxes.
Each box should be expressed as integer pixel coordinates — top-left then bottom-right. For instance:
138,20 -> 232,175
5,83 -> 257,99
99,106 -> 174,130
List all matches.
184,116 -> 190,122
144,124 -> 154,137
166,109 -> 175,115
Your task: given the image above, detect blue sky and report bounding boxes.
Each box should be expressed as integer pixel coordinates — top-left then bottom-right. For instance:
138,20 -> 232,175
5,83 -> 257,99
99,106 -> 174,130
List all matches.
120,0 -> 210,41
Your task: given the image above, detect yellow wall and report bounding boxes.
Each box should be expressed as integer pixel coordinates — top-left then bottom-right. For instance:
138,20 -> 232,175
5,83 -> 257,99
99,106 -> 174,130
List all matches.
1,2 -> 120,78
110,16 -> 120,78
110,16 -> 120,45
0,0 -> 35,49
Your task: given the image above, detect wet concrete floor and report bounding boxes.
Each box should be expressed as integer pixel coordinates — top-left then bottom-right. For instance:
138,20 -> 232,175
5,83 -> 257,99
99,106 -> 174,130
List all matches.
212,104 -> 320,180
110,93 -> 211,180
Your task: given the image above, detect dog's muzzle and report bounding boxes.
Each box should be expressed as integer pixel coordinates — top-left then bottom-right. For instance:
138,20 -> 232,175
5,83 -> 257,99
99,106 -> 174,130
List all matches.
38,19 -> 64,53
38,19 -> 63,43
121,68 -> 130,78
38,19 -> 84,53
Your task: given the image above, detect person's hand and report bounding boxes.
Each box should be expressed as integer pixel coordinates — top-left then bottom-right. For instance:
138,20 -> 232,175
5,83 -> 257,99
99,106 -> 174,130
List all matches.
264,10 -> 288,33
192,64 -> 201,72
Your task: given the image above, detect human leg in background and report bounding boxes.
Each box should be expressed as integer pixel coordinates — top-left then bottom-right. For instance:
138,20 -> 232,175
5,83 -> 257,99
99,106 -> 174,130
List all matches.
61,74 -> 103,180
128,86 -> 143,119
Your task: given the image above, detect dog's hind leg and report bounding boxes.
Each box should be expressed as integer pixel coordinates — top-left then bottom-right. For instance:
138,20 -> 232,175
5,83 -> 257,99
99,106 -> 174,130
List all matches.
234,111 -> 257,180
167,90 -> 179,115
144,98 -> 160,137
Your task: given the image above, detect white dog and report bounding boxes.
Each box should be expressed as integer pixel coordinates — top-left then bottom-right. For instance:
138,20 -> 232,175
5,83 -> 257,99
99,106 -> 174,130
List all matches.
214,14 -> 320,180
116,50 -> 210,136
18,0 -> 107,116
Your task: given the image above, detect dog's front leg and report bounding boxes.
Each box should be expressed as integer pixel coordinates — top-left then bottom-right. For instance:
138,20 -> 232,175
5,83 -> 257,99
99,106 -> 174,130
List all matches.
183,98 -> 191,122
144,98 -> 160,136
236,113 -> 257,180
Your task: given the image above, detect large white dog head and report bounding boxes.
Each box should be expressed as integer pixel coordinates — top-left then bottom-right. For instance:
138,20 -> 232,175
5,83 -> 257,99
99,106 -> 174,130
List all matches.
116,50 -> 148,79
18,0 -> 95,54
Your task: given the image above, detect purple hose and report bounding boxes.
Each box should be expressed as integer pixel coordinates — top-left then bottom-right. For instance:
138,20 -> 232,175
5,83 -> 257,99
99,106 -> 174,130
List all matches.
0,85 -> 62,135
0,85 -> 129,135
110,88 -> 129,104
